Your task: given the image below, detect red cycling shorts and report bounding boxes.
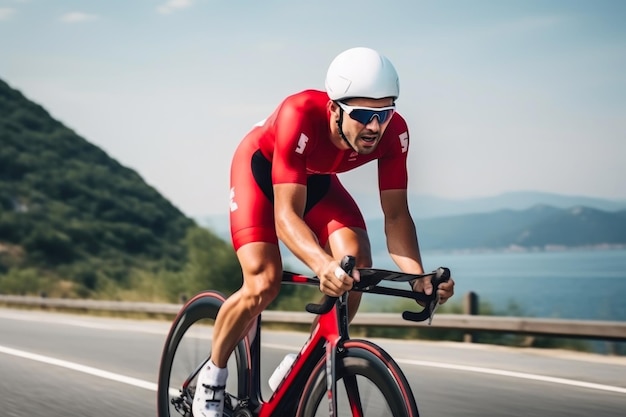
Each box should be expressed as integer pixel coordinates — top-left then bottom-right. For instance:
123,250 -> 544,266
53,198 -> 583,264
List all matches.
229,147 -> 366,252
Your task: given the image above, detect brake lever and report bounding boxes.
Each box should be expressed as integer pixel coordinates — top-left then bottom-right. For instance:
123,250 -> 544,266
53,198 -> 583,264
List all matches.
427,267 -> 450,325
427,293 -> 440,325
403,267 -> 451,324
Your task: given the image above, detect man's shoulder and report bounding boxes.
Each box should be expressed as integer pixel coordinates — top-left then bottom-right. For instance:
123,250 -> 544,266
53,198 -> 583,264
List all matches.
282,89 -> 329,108
272,89 -> 329,126
383,112 -> 409,137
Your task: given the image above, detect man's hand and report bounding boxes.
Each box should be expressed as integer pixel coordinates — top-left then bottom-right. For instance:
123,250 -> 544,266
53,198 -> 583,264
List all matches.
412,274 -> 455,304
318,260 -> 360,297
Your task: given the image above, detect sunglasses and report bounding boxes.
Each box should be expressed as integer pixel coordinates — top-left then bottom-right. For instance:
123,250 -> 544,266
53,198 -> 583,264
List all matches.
337,101 -> 396,125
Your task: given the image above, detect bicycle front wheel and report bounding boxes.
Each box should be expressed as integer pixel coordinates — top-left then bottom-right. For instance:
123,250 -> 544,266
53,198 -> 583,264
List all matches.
156,290 -> 251,417
296,339 -> 419,417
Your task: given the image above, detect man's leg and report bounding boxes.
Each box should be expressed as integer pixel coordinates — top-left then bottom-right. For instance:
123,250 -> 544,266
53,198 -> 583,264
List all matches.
211,242 -> 283,366
193,242 -> 282,417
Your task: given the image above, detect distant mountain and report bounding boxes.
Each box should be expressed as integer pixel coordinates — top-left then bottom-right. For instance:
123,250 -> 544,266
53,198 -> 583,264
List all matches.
350,191 -> 626,220
367,205 -> 626,252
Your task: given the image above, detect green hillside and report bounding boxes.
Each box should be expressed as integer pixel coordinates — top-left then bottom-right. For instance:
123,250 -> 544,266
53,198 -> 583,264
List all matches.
0,79 -> 241,301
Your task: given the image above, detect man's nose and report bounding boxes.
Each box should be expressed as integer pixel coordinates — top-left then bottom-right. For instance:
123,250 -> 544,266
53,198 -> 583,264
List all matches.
365,116 -> 381,131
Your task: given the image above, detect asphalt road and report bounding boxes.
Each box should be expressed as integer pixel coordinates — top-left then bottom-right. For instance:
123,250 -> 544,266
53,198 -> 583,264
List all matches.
0,308 -> 624,417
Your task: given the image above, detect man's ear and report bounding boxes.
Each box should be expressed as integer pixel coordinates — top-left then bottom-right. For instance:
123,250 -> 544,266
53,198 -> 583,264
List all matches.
327,100 -> 340,115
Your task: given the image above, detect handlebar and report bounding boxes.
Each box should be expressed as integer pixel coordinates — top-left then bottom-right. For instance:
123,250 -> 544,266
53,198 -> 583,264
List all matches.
303,255 -> 451,324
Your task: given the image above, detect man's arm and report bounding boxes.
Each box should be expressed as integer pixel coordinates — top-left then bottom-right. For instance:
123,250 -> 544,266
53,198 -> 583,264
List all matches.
381,189 -> 455,303
380,189 -> 424,273
274,183 -> 354,296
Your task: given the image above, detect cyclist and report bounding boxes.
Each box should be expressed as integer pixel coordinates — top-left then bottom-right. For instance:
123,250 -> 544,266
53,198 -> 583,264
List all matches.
193,46 -> 456,417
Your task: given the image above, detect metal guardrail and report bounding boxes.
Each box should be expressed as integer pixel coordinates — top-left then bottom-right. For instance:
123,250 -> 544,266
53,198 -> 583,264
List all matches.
1,294 -> 625,342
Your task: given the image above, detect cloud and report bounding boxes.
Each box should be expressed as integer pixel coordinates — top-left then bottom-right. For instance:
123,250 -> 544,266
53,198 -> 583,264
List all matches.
157,0 -> 193,15
60,12 -> 98,23
0,7 -> 16,20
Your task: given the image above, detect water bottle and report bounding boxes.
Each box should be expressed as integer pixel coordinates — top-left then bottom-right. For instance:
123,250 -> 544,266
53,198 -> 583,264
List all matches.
268,353 -> 297,391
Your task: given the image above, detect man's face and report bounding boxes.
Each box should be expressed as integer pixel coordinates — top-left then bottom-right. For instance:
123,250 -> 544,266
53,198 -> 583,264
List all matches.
335,97 -> 395,154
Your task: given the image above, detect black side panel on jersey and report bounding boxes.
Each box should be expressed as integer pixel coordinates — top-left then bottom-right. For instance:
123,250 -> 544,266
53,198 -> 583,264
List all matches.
251,149 -> 331,215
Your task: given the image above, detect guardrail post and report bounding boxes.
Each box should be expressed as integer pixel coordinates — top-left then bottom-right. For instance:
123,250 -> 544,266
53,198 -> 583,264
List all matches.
463,291 -> 478,343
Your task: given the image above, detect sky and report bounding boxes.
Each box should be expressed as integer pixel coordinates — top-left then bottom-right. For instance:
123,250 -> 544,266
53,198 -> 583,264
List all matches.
1,0 -> 625,217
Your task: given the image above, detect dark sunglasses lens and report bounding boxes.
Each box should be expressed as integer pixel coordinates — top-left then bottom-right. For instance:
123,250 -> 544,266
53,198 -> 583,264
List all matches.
376,109 -> 393,123
350,109 -> 393,124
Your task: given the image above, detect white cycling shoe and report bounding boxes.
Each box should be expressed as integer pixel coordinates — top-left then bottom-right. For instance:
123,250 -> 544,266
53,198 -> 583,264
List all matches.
192,362 -> 227,417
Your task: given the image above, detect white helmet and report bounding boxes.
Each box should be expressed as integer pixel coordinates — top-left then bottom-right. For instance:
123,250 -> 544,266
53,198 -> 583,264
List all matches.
325,47 -> 399,101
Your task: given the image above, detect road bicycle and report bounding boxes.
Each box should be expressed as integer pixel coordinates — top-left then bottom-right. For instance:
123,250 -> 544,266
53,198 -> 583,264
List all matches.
157,255 -> 451,417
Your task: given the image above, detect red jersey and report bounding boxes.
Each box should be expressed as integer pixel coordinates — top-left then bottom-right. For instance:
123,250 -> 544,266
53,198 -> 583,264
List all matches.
242,89 -> 410,191
229,89 -> 411,250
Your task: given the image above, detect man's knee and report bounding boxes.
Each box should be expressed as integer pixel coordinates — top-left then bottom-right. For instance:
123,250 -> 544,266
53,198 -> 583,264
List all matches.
236,242 -> 283,314
241,270 -> 282,313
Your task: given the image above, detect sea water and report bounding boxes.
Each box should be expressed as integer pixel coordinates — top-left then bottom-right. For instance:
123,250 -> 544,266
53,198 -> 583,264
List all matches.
369,248 -> 626,354
408,248 -> 626,321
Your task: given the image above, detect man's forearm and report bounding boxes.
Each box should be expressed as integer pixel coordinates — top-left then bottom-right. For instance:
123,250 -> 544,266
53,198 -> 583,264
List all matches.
276,212 -> 331,274
385,215 -> 424,273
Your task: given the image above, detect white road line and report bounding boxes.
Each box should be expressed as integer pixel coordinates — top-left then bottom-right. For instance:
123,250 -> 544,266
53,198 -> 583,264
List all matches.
400,358 -> 626,395
0,344 -> 157,392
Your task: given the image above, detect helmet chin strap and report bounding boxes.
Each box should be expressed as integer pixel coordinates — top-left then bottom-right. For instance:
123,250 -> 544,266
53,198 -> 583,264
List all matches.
337,108 -> 358,152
